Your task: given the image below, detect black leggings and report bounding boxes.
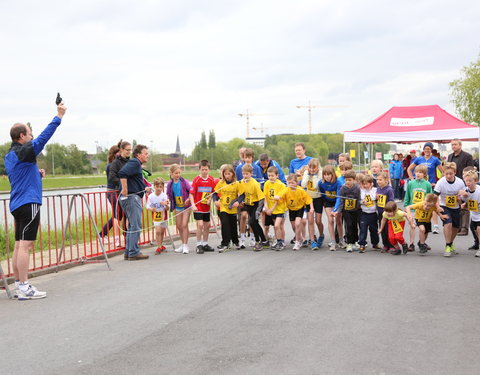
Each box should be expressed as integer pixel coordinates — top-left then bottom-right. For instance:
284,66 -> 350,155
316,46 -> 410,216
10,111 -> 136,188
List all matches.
245,202 -> 266,242
219,212 -> 238,246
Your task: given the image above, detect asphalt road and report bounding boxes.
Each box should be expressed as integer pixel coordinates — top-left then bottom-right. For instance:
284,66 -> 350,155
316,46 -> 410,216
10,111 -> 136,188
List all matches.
1,224 -> 480,375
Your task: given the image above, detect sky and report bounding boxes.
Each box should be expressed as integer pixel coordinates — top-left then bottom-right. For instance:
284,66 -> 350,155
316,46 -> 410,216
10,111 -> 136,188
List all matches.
1,0 -> 479,155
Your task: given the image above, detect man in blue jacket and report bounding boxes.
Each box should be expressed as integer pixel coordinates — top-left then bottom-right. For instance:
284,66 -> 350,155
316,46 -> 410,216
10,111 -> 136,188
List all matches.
5,102 -> 67,300
256,153 -> 286,186
118,144 -> 151,260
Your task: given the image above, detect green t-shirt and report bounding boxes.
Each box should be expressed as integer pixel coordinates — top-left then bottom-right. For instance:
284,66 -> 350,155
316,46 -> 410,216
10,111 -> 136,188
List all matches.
403,179 -> 432,207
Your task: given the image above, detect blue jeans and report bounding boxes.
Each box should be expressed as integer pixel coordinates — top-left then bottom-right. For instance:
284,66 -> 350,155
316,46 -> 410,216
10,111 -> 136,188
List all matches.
119,194 -> 143,257
391,179 -> 400,199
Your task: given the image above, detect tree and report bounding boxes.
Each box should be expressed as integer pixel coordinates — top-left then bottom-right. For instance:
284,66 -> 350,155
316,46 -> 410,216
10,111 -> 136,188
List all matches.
208,130 -> 216,148
199,131 -> 207,149
449,54 -> 480,125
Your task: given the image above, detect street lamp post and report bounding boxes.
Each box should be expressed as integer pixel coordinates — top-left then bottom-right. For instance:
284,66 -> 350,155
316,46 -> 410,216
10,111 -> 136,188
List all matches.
150,140 -> 154,172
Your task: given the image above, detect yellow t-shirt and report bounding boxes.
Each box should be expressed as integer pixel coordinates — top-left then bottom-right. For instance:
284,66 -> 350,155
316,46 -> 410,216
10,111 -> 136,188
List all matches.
411,202 -> 435,223
239,178 -> 265,206
284,187 -> 313,211
382,209 -> 406,222
214,180 -> 240,214
264,180 -> 287,214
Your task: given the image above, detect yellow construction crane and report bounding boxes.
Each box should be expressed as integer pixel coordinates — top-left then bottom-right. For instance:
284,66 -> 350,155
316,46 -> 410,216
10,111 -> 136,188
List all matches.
296,101 -> 348,134
238,110 -> 272,138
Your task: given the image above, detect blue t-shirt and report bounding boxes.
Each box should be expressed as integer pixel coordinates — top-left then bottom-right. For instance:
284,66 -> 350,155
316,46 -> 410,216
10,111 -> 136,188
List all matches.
172,180 -> 184,211
289,156 -> 312,174
412,156 -> 441,183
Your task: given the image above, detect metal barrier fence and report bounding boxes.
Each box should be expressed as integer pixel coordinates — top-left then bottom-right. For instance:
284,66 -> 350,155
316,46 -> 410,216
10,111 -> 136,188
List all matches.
0,190 -> 188,278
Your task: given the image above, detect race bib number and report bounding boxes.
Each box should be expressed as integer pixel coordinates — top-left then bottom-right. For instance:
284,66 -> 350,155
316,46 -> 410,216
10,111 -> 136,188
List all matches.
325,191 -> 336,199
175,196 -> 184,207
201,192 -> 210,204
153,211 -> 163,222
391,220 -> 403,234
418,210 -> 430,222
413,191 -> 425,203
467,199 -> 479,212
269,189 -> 275,199
307,180 -> 315,191
377,194 -> 386,208
245,195 -> 252,205
225,195 -> 231,204
364,195 -> 374,208
445,195 -> 457,208
345,198 -> 356,210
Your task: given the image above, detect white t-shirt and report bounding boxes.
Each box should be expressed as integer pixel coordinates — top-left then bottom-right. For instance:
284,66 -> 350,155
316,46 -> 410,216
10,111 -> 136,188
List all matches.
464,187 -> 480,222
360,187 -> 377,213
146,192 -> 168,213
434,177 -> 465,209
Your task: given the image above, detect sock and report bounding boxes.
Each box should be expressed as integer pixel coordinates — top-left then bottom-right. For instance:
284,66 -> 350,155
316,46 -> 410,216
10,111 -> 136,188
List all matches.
197,241 -> 202,246
240,233 -> 246,240
15,280 -> 20,288
19,281 -> 30,292
202,241 -> 208,246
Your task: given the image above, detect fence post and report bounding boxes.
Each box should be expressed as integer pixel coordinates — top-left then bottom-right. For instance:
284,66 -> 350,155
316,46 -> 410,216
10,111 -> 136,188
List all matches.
57,193 -> 112,272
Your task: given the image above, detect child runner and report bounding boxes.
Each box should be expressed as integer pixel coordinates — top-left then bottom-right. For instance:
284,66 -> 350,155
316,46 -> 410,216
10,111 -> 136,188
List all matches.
369,159 -> 385,187
236,148 -> 263,248
284,174 -> 313,251
333,160 -> 352,248
166,164 -> 192,254
434,162 -> 466,257
462,166 -> 480,251
334,170 -> 360,252
378,201 -> 414,255
146,177 -> 169,255
405,194 -> 447,255
460,170 -> 480,257
214,164 -> 241,252
189,160 -> 217,254
358,175 -> 380,253
301,158 -> 325,250
263,166 -> 287,251
319,165 -> 342,251
238,164 -> 268,251
403,164 -> 432,252
376,172 -> 394,252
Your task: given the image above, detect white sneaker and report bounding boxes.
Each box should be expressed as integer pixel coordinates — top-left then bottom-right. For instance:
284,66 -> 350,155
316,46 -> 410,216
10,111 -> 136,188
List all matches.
182,244 -> 189,254
475,250 -> 480,257
346,244 -> 353,252
248,236 -> 256,247
17,284 -> 47,300
328,242 -> 336,251
338,240 -> 347,249
239,239 -> 246,249
432,224 -> 439,234
293,241 -> 301,251
174,246 -> 183,253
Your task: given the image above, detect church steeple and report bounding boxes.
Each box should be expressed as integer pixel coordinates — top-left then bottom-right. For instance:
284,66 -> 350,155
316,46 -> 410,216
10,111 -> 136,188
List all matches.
175,135 -> 181,155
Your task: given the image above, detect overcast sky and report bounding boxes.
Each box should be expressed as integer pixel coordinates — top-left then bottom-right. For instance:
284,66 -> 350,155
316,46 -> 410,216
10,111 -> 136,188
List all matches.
1,0 -> 479,154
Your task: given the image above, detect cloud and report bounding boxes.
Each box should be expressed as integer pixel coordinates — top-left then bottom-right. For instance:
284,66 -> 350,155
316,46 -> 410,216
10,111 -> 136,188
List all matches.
0,0 -> 479,155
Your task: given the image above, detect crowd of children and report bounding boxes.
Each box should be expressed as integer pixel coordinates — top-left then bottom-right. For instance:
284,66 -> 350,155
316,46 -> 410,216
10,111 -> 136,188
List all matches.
149,143 -> 479,258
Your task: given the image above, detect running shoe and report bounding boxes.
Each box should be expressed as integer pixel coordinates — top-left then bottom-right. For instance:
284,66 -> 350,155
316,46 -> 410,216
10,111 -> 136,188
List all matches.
17,285 -> 47,300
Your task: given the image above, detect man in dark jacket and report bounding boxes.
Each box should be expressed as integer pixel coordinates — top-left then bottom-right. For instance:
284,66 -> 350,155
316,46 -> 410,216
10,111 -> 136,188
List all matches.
447,139 -> 474,236
118,144 -> 151,260
5,102 -> 67,300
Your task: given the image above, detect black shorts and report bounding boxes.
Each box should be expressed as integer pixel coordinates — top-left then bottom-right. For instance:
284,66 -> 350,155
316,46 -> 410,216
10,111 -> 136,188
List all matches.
289,208 -> 304,222
415,220 -> 432,233
193,212 -> 211,222
471,221 -> 480,230
440,206 -> 460,228
11,203 -> 41,241
322,199 -> 336,208
305,197 -> 323,214
264,213 -> 285,226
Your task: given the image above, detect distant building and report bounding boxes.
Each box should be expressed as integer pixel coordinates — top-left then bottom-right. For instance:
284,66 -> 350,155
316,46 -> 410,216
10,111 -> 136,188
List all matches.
246,137 -> 265,147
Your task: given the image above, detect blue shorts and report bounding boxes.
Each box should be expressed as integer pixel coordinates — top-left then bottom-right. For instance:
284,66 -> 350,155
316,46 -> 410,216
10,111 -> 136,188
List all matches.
440,206 -> 460,228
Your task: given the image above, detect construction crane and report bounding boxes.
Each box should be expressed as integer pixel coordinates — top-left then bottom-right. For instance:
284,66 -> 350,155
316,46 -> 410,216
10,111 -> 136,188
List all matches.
238,110 -> 272,138
252,123 -> 292,136
296,101 -> 348,134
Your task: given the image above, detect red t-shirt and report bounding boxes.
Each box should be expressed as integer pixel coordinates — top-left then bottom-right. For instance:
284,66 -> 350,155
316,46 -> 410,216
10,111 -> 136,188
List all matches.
190,175 -> 216,213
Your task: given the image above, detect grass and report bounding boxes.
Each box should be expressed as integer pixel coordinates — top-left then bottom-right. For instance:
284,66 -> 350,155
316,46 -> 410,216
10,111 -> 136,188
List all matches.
0,171 -> 203,192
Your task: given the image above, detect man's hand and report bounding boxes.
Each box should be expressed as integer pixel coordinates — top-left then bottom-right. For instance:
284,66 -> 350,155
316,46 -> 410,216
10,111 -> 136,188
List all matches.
39,168 -> 45,178
57,104 -> 67,119
120,188 -> 128,197
145,186 -> 152,194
